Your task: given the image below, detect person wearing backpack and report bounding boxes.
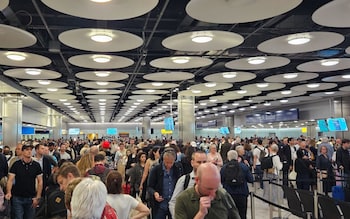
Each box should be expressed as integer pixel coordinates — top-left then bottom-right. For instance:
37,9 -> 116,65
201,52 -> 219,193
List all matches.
252,139 -> 268,189
221,150 -> 253,219
262,144 -> 283,204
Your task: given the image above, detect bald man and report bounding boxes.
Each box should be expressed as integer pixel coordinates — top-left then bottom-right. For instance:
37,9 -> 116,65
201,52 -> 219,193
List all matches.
174,163 -> 240,219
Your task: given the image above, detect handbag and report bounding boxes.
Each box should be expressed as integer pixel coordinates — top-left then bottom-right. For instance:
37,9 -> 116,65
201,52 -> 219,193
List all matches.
288,169 -> 297,187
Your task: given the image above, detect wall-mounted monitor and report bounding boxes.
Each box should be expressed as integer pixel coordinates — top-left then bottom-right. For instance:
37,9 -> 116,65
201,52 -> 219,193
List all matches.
317,119 -> 329,132
164,117 -> 175,131
234,127 -> 242,134
68,128 -> 80,135
22,127 -> 35,135
106,128 -> 117,135
219,127 -> 230,135
327,118 -> 348,131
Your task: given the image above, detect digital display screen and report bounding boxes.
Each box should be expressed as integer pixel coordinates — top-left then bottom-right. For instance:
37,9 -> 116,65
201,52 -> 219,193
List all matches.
234,127 -> 242,134
106,128 -> 117,135
327,118 -> 348,131
219,127 -> 230,135
317,120 -> 329,132
164,117 -> 175,131
22,127 -> 35,134
68,128 -> 80,135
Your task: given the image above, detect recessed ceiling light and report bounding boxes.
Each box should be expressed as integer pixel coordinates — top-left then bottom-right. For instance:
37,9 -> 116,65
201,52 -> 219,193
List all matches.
95,71 -> 110,77
37,80 -> 51,85
263,102 -> 271,106
97,89 -> 108,93
99,102 -> 106,105
237,90 -> 247,94
247,57 -> 266,65
280,99 -> 289,103
151,82 -> 164,87
90,0 -> 111,3
232,103 -> 239,106
191,90 -> 201,94
245,99 -> 253,103
221,105 -> 228,109
200,102 -> 207,106
59,99 -> 67,102
47,88 -> 58,92
325,92 -> 335,95
6,52 -> 26,61
287,33 -> 311,45
209,99 -> 217,102
96,81 -> 109,86
99,99 -> 106,102
191,32 -> 213,43
283,73 -> 298,79
229,110 -> 235,113
307,83 -> 320,88
136,99 -> 144,102
281,90 -> 292,95
320,59 -> 339,66
238,108 -> 245,111
146,89 -> 155,93
250,105 -> 257,109
25,69 -> 41,76
205,82 -> 216,88
256,83 -> 269,88
90,33 -> 113,43
171,57 -> 190,64
92,55 -> 111,63
222,72 -> 237,79
342,75 -> 350,79
63,102 -> 71,106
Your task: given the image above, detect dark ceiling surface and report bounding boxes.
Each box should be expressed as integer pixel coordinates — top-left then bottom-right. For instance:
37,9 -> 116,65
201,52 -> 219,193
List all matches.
0,0 -> 350,124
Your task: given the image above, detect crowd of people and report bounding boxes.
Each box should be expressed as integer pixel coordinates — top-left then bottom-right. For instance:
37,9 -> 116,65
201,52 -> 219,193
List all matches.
0,134 -> 348,219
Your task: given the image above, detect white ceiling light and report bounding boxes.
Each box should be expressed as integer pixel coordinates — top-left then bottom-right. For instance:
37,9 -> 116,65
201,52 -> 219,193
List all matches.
25,69 -> 41,76
90,32 -> 113,43
209,99 -> 217,102
263,102 -> 271,106
237,90 -> 247,94
6,52 -> 27,61
59,99 -> 67,102
283,73 -> 298,79
205,82 -> 216,88
47,88 -> 58,92
256,83 -> 269,88
97,89 -> 108,93
342,75 -> 350,79
90,0 -> 111,3
191,32 -> 213,43
99,102 -> 106,105
200,102 -> 207,106
151,82 -> 164,87
146,89 -> 155,93
245,99 -> 253,103
221,105 -> 228,109
171,56 -> 190,64
96,81 -> 109,86
320,59 -> 339,66
250,105 -> 257,109
191,90 -> 201,94
95,71 -> 110,77
232,103 -> 239,106
287,33 -> 311,45
281,90 -> 292,95
238,108 -> 246,111
136,99 -> 144,102
98,99 -> 107,102
307,83 -> 320,88
325,92 -> 335,95
229,110 -> 235,113
92,55 -> 111,63
222,72 -> 237,79
63,102 -> 71,106
247,57 -> 266,65
37,80 -> 51,85
280,99 -> 289,103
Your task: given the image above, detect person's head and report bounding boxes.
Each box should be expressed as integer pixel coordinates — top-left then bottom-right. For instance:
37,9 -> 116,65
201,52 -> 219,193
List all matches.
35,144 -> 45,156
71,177 -> 107,219
320,145 -> 328,155
235,145 -> 244,156
149,146 -> 160,160
209,144 -> 217,153
269,143 -> 279,153
299,140 -> 306,149
15,143 -> 23,156
227,150 -> 238,161
57,162 -> 80,191
137,151 -> 147,164
342,139 -> 350,149
191,151 -> 207,174
94,153 -> 106,164
257,139 -> 263,146
64,177 -> 83,211
21,144 -> 34,158
106,170 -> 123,194
162,149 -> 176,171
3,146 -> 11,155
89,145 -> 99,156
195,163 -> 221,199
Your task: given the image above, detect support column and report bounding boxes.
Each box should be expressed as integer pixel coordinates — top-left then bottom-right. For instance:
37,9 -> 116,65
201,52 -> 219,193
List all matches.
49,115 -> 62,140
142,117 -> 151,140
2,94 -> 22,148
333,96 -> 350,139
223,116 -> 234,137
178,95 -> 195,143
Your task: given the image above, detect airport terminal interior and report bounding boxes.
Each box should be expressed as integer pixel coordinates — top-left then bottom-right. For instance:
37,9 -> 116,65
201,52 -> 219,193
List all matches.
1,0 -> 350,218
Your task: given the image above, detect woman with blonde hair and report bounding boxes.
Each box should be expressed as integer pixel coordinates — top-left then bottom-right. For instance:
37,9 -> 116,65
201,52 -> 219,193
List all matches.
76,153 -> 94,176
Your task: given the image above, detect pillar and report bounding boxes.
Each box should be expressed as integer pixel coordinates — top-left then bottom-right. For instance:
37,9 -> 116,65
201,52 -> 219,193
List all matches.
223,116 -> 234,137
142,117 -> 151,140
178,95 -> 195,143
2,94 -> 22,148
333,96 -> 350,139
49,115 -> 62,140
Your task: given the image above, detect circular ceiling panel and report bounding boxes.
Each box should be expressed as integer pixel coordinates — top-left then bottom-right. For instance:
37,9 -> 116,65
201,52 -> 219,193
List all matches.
30,88 -> 72,94
240,83 -> 285,91
162,30 -> 243,52
310,91 -> 349,97
0,24 -> 37,48
264,72 -> 319,83
85,95 -> 119,99
224,90 -> 261,97
80,81 -> 124,89
204,71 -> 256,83
290,83 -> 337,92
128,95 -> 162,101
4,68 -> 61,79
41,0 -> 158,20
267,90 -> 306,98
83,90 -> 122,95
20,80 -> 67,88
75,71 -> 129,81
297,58 -> 350,72
185,0 -> 302,24
179,90 -> 216,97
251,95 -> 275,101
136,82 -> 179,90
132,90 -> 169,95
346,46 -> 350,55
40,94 -> 76,100
0,0 -> 9,10
0,51 -> 51,67
258,32 -> 344,54
68,54 -> 134,69
322,75 -> 350,82
150,56 -> 213,69
312,0 -> 350,28
225,56 -> 290,70
339,86 -> 350,92
143,72 -> 194,81
189,82 -> 232,91
59,28 -> 143,52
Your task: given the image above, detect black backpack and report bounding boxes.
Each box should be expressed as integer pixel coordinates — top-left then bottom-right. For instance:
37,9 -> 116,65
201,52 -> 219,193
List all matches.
256,146 -> 267,162
36,188 -> 67,218
223,160 -> 244,186
260,155 -> 276,170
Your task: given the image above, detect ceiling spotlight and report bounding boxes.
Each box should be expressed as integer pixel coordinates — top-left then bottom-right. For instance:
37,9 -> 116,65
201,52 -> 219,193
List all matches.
280,99 -> 289,103
237,90 -> 247,94
342,75 -> 350,79
205,82 -> 216,88
200,102 -> 207,106
37,80 -> 51,85
90,0 -> 111,3
6,52 -> 27,61
90,32 -> 113,43
99,102 -> 106,105
283,73 -> 298,79
307,83 -> 320,88
145,89 -> 155,93
47,88 -> 58,92
221,105 -> 228,109
151,82 -> 164,87
209,99 -> 217,102
98,99 -> 107,102
222,72 -> 237,79
95,71 -> 110,77
320,59 -> 339,66
92,55 -> 111,63
245,99 -> 253,103
191,90 -> 202,94
59,99 -> 67,102
250,105 -> 257,109
97,89 -> 108,93
325,92 -> 335,95
287,33 -> 311,45
247,57 -> 266,65
263,102 -> 271,106
136,99 -> 144,102
256,83 -> 269,88
281,90 -> 292,95
171,56 -> 190,64
232,103 -> 239,106
238,108 -> 246,111
25,69 -> 41,76
96,81 -> 109,86
63,102 -> 71,106
191,31 -> 213,43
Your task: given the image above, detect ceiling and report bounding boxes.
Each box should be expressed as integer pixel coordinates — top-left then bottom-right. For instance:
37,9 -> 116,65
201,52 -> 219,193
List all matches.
1,0 -> 350,124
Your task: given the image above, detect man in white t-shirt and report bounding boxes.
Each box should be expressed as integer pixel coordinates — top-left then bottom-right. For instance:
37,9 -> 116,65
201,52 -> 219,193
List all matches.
253,138 -> 268,189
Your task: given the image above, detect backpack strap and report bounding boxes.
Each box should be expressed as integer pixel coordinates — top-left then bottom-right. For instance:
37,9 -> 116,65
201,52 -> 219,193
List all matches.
183,173 -> 191,190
